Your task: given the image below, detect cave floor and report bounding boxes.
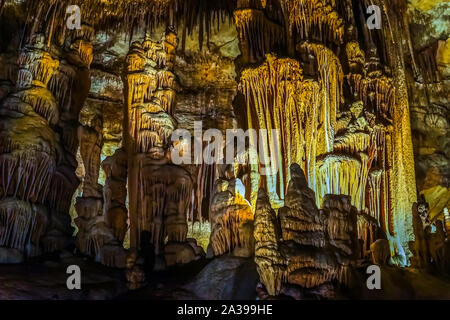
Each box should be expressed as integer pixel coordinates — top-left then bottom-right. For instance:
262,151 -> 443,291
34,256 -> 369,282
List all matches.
356,266 -> 450,300
1,255 -> 450,300
0,254 -> 128,299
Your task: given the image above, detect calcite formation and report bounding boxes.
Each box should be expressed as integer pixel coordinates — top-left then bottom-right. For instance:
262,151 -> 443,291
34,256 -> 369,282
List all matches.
254,165 -> 365,298
254,188 -> 286,296
0,0 -> 449,300
123,28 -> 193,261
209,165 -> 254,257
410,197 -> 450,273
236,0 -> 417,265
0,25 -> 93,259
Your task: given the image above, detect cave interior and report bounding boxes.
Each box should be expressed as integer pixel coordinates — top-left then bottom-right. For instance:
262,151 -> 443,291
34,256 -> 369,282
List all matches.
0,0 -> 449,300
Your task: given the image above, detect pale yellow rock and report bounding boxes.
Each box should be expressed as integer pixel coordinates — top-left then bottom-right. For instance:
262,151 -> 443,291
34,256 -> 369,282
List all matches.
421,186 -> 450,220
409,0 -> 447,11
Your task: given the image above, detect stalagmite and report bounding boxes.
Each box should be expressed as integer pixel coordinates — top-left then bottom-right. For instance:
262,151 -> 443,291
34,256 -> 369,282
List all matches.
253,165 -> 359,298
321,195 -> 359,257
357,213 -> 382,260
102,148 -> 128,242
370,239 -> 390,266
254,188 -> 286,296
410,201 -> 430,269
0,198 -> 48,256
209,165 -> 254,257
279,164 -> 325,248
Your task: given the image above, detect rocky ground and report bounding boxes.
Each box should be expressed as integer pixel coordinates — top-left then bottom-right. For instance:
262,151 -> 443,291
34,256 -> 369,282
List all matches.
1,254 -> 450,300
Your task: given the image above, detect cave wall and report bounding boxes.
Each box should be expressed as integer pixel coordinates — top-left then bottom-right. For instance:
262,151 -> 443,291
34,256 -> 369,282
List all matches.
408,1 -> 450,222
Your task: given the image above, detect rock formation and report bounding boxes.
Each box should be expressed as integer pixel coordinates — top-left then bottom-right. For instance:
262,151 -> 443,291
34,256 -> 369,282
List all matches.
209,165 -> 254,258
0,0 -> 449,301
234,0 -> 418,266
0,24 -> 93,260
254,165 -> 368,298
410,197 -> 450,273
123,28 -> 197,271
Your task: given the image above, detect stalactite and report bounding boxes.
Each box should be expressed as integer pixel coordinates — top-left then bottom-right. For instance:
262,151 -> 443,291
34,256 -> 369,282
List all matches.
368,169 -> 382,223
280,0 -> 344,44
416,42 -> 440,83
316,153 -> 369,211
194,162 -> 216,222
48,64 -> 76,114
47,166 -> 80,214
233,8 -> 285,62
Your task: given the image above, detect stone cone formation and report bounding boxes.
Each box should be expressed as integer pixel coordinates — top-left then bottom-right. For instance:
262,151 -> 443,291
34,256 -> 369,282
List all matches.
254,188 -> 286,296
255,164 -> 371,298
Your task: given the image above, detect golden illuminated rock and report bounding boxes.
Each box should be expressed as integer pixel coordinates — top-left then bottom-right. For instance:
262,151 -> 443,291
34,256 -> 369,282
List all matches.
254,188 -> 286,296
0,29 -> 92,256
210,165 -> 254,257
280,0 -> 344,43
124,28 -> 194,260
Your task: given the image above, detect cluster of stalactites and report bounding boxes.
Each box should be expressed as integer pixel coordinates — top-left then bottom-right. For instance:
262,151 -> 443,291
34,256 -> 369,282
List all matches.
347,73 -> 394,121
240,54 -> 320,201
0,198 -> 48,256
345,41 -> 395,122
298,42 -> 344,152
280,0 -> 344,44
239,50 -> 344,204
233,8 -> 285,62
125,32 -> 178,154
23,0 -> 236,51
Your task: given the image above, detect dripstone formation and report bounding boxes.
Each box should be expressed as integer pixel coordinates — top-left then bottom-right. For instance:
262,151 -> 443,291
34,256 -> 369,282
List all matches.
0,0 -> 449,300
